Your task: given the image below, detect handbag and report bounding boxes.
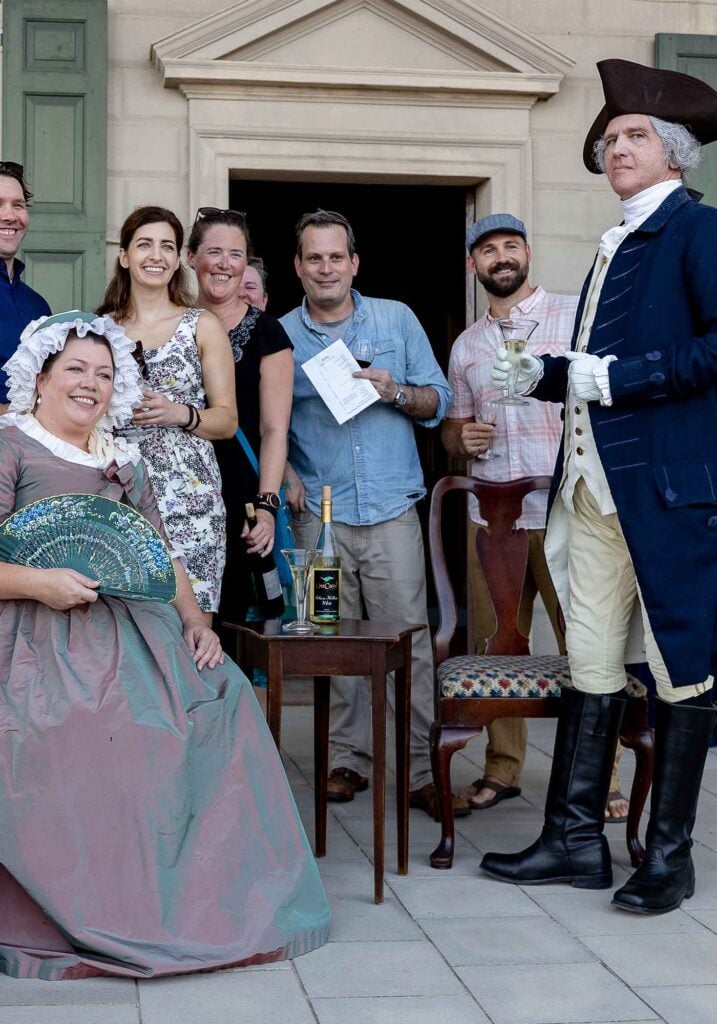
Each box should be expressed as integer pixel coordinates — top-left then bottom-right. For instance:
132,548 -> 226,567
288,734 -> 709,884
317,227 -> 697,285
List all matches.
234,427 -> 294,585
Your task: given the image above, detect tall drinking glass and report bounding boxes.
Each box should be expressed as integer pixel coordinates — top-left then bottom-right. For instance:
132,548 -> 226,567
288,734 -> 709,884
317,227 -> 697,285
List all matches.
476,400 -> 500,460
496,317 -> 539,406
280,548 -> 318,634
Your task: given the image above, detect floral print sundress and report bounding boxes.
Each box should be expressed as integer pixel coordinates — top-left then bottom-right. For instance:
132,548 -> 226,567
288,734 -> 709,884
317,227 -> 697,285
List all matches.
118,307 -> 226,611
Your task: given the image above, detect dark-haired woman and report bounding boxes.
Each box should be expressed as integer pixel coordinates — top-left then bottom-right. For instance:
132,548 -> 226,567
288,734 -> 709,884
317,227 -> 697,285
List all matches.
187,209 -> 293,623
98,206 -> 237,620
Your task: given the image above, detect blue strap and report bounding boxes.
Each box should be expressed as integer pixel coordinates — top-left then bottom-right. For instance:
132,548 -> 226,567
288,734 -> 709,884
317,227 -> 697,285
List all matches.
235,426 -> 260,476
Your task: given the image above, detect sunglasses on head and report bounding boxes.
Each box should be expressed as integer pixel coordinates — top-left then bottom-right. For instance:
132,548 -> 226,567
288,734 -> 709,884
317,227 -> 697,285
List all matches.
193,206 -> 247,226
0,160 -> 24,178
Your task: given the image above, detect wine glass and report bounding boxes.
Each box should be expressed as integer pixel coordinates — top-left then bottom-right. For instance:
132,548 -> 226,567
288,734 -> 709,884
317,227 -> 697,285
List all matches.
280,548 -> 318,634
496,317 -> 539,406
352,338 -> 376,369
476,401 -> 500,460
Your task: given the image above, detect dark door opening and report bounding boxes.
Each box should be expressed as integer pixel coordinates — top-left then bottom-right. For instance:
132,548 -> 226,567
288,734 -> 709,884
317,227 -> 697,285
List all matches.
229,178 -> 470,630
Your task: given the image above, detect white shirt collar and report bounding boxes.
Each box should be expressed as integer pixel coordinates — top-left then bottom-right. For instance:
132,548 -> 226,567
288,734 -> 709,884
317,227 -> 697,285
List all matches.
0,413 -> 140,469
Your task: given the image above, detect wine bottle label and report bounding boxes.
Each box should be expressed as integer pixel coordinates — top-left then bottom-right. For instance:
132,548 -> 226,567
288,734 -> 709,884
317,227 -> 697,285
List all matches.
262,568 -> 282,601
310,567 -> 341,620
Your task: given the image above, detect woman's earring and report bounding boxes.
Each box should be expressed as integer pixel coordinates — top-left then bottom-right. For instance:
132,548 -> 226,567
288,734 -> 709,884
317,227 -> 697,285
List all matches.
36,395 -> 42,405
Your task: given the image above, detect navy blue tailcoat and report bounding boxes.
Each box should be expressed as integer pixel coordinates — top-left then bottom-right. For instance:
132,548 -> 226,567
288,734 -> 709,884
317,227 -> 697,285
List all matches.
535,187 -> 717,687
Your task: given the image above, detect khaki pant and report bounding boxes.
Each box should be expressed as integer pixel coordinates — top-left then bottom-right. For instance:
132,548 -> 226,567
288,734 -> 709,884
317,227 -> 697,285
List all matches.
567,479 -> 711,703
292,506 -> 434,790
468,520 -> 566,787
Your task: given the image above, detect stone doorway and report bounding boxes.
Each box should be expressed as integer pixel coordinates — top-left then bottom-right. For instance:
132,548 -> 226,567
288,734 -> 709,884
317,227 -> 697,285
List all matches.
229,178 -> 469,373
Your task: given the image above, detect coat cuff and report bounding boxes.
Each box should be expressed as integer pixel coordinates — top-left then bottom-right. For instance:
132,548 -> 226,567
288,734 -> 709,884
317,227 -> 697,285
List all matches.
608,350 -> 668,402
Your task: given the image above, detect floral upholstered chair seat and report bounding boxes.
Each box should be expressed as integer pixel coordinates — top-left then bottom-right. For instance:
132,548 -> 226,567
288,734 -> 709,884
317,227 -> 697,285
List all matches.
438,654 -> 647,699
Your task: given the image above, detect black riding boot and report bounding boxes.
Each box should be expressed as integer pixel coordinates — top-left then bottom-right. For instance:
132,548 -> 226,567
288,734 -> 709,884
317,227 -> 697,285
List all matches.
480,686 -> 626,889
613,698 -> 717,914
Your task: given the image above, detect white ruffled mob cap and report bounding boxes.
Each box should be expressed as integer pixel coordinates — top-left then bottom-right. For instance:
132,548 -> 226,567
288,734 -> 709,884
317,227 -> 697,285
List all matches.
4,310 -> 144,430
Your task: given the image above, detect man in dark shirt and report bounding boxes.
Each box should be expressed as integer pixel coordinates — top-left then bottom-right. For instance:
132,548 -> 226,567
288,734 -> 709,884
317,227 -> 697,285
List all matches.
0,162 -> 50,409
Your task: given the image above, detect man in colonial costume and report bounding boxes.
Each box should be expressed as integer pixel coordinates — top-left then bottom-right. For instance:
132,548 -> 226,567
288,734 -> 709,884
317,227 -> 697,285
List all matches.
480,59 -> 717,915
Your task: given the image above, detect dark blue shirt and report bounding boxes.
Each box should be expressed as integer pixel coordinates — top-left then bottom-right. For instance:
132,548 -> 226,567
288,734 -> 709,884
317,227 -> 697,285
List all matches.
0,257 -> 50,403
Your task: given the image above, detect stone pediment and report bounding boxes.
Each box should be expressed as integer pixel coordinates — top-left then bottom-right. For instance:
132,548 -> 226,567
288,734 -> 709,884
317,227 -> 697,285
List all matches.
152,0 -> 573,98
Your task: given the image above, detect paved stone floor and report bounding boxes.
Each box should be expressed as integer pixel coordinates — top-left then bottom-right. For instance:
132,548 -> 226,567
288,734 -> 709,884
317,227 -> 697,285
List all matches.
3,711 -> 717,1023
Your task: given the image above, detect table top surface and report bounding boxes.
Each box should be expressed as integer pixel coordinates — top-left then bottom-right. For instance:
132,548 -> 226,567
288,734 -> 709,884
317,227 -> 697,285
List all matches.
223,618 -> 427,642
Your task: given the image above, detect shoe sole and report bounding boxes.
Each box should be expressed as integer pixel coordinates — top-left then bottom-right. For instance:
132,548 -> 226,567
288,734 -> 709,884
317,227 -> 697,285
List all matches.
480,865 -> 612,890
612,888 -> 694,915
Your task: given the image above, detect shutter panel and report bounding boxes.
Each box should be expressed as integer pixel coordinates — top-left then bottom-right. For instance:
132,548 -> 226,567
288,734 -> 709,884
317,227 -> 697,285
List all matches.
2,0 -> 107,311
656,34 -> 717,208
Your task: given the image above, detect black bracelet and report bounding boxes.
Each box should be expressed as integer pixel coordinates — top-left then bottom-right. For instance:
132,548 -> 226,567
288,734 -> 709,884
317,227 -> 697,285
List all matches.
254,499 -> 278,517
183,405 -> 201,432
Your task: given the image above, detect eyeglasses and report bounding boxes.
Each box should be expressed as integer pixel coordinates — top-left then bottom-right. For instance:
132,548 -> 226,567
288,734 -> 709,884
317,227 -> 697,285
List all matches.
193,206 -> 247,226
0,161 -> 24,178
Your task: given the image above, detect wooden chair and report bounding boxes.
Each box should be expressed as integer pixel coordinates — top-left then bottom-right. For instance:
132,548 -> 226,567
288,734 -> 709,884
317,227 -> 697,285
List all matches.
428,474 -> 654,870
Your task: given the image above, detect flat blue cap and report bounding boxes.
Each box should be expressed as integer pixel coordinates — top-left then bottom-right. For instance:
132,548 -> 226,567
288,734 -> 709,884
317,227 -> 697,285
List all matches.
467,214 -> 527,251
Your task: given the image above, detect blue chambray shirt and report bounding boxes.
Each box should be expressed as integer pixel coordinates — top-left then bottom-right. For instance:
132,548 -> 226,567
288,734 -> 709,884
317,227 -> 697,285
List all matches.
281,290 -> 452,526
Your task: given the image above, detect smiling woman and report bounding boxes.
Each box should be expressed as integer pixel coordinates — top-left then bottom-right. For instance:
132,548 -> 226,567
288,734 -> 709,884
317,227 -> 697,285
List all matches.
97,206 -> 238,619
187,208 -> 293,627
0,311 -> 329,978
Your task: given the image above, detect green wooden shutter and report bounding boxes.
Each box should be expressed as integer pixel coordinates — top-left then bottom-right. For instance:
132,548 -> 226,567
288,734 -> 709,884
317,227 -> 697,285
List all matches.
656,34 -> 717,207
2,0 -> 107,312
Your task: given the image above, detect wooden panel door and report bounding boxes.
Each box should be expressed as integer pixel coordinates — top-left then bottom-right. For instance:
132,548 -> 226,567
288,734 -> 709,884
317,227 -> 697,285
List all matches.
656,34 -> 717,208
2,0 -> 108,311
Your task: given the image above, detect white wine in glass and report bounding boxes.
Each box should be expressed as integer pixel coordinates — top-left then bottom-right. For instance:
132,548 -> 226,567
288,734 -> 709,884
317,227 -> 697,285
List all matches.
496,317 -> 538,406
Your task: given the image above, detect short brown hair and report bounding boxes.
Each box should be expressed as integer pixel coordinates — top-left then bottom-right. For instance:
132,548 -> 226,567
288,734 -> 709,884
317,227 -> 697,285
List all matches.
295,209 -> 356,258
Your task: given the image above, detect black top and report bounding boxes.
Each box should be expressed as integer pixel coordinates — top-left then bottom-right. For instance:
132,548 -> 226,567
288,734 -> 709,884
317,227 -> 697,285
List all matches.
214,306 -> 293,620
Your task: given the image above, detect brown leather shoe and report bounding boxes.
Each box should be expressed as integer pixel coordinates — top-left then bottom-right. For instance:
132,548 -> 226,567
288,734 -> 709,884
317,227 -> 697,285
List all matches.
327,767 -> 369,803
409,782 -> 471,821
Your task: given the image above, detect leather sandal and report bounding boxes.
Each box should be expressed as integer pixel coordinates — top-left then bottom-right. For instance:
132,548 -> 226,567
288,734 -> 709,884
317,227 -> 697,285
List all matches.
466,777 -> 522,810
604,789 -> 629,823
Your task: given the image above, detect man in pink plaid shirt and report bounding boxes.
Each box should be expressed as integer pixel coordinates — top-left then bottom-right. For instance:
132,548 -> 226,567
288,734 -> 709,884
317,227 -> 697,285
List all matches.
442,214 -> 580,813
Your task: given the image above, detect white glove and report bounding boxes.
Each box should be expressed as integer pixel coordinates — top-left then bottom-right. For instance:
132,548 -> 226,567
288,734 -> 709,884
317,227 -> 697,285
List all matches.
491,348 -> 544,395
565,351 -> 615,405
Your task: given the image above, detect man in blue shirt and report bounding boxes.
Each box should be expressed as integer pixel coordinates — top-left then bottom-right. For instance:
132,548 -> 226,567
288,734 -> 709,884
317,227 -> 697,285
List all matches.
282,209 -> 468,818
0,162 -> 50,408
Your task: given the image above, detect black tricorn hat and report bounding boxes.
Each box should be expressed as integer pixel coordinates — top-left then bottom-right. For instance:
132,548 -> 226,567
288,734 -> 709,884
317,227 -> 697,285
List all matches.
583,58 -> 717,173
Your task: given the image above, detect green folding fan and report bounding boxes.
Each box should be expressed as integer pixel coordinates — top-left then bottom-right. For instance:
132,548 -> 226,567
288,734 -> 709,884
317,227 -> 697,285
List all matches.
0,494 -> 176,603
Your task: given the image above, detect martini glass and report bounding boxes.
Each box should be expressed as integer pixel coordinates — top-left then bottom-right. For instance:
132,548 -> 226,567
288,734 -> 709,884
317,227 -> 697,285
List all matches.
496,317 -> 539,406
280,548 -> 318,634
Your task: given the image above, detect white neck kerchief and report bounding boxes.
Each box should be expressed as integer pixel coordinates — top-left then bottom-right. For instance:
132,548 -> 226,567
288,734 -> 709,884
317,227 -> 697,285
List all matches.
599,179 -> 682,259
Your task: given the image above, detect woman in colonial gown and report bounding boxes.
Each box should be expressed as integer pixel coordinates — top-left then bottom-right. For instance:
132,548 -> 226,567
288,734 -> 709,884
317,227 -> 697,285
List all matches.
0,311 -> 329,981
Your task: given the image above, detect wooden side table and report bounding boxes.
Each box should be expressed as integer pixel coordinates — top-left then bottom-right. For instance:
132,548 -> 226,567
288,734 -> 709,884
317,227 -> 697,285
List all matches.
223,619 -> 425,903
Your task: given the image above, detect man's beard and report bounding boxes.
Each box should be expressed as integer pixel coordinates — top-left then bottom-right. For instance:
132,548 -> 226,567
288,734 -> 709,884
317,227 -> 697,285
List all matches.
477,261 -> 529,298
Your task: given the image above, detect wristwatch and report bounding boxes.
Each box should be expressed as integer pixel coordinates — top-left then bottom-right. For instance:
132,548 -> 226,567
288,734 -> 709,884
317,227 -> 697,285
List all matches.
255,491 -> 281,516
393,385 -> 408,409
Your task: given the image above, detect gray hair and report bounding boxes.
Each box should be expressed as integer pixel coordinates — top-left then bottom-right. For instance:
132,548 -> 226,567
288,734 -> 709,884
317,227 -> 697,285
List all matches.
592,116 -> 701,178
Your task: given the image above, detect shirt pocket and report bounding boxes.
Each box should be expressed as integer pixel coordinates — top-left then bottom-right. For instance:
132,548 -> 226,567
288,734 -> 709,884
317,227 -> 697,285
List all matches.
654,458 -> 717,509
371,343 -> 398,374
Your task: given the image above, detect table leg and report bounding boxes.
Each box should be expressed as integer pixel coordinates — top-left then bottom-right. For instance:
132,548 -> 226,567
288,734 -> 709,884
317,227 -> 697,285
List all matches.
314,676 -> 330,858
266,643 -> 284,751
371,646 -> 387,904
394,636 -> 412,875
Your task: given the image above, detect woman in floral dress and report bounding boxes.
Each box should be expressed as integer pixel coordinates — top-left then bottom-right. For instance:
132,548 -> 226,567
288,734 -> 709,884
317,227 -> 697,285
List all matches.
97,206 -> 237,618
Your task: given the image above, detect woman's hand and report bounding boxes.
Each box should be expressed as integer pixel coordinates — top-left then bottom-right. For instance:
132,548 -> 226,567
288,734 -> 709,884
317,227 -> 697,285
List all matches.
39,569 -> 100,610
131,389 -> 190,428
241,507 -> 275,557
183,621 -> 224,671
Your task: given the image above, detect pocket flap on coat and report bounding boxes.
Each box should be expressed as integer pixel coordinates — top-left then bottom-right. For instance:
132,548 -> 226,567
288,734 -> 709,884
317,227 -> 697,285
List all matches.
654,458 -> 717,508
